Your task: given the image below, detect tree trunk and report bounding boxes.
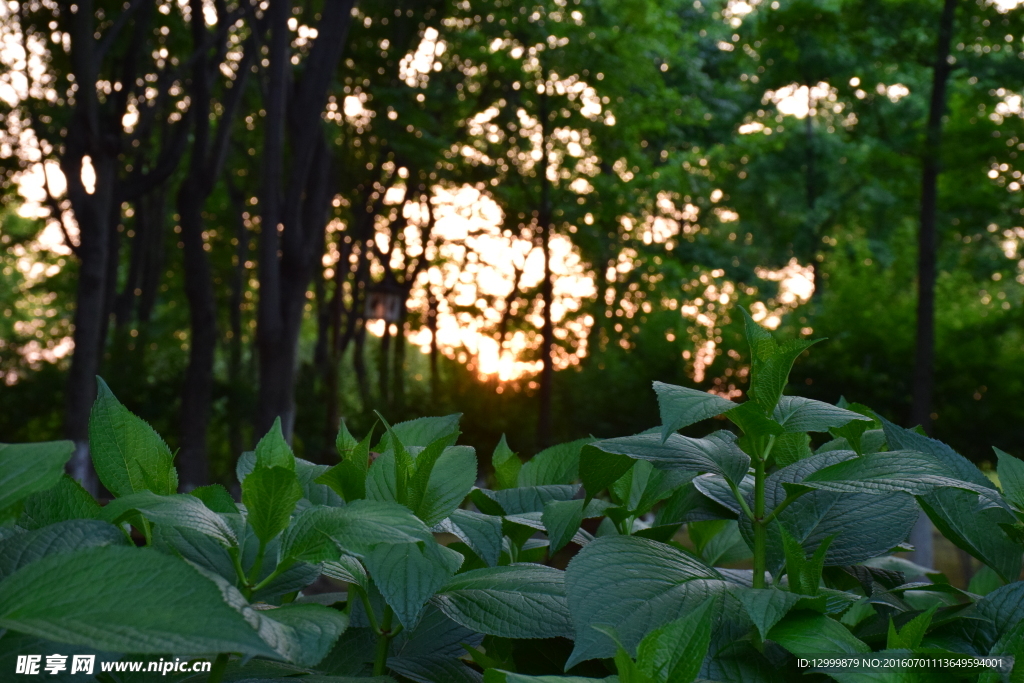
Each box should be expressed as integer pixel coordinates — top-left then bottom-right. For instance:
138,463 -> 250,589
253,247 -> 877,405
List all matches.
908,0 -> 957,571
910,0 -> 957,433
254,0 -> 354,442
227,184 -> 249,460
536,92 -> 554,449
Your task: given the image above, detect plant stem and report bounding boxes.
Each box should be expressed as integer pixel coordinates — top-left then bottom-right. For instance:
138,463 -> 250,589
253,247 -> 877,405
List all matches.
752,444 -> 769,589
373,606 -> 395,676
247,540 -> 267,585
207,653 -> 230,683
251,559 -> 293,594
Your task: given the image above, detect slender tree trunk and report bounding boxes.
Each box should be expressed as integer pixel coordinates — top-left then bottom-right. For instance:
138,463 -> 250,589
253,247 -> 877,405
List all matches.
536,92 -> 554,449
254,0 -> 354,441
910,0 -> 957,433
908,0 -> 957,571
227,185 -> 249,460
427,294 -> 439,404
393,306 -> 407,416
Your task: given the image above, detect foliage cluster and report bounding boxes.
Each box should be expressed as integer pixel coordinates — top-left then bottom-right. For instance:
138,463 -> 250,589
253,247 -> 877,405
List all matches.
1,317 -> 1023,683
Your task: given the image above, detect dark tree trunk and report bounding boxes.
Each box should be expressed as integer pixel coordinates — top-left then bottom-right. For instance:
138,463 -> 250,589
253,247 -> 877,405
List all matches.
255,0 -> 354,442
427,294 -> 439,403
536,92 -> 554,449
227,183 -> 250,460
379,319 -> 392,411
910,0 -> 957,433
178,0 -> 251,486
908,0 -> 958,572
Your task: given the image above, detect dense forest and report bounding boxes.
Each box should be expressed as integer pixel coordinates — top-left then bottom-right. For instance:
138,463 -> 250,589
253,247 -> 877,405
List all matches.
1,0 -> 1023,494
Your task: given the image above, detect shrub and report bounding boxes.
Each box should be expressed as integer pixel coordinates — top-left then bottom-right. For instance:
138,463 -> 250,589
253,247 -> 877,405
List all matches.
0,311 -> 1022,682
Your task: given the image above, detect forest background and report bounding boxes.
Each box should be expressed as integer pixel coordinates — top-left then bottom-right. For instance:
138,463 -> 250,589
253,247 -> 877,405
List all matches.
1,0 -> 1023,512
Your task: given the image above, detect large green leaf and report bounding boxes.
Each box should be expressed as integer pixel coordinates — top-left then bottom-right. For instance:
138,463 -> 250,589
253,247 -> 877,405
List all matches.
542,499 -> 585,554
431,564 -> 573,639
519,437 -> 595,487
653,381 -> 737,441
477,484 -> 580,515
377,414 -> 462,451
0,519 -> 127,580
365,540 -> 461,629
151,524 -> 236,583
977,582 -> 1024,640
388,605 -> 483,683
579,445 -> 635,500
19,474 -> 101,529
188,483 -> 238,514
772,396 -> 873,434
635,600 -> 713,683
768,613 -> 869,656
242,465 -> 304,544
259,603 -> 349,668
735,588 -> 810,640
611,459 -> 692,517
492,435 -> 522,490
0,441 -> 76,512
101,490 -> 238,548
564,536 -> 733,668
254,418 -> 296,471
281,501 -> 429,563
739,452 -> 919,570
414,445 -> 477,526
994,447 -> 1024,510
801,450 -> 997,497
877,416 -> 992,487
88,378 -> 177,496
590,431 -> 749,487
919,489 -> 1022,584
0,545 -> 277,656
435,508 -> 503,567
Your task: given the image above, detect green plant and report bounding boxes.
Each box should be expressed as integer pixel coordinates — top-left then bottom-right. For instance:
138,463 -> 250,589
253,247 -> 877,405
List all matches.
0,313 -> 1022,682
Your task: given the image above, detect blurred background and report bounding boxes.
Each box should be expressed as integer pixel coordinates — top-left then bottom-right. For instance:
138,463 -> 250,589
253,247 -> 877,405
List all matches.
1,0 -> 1022,504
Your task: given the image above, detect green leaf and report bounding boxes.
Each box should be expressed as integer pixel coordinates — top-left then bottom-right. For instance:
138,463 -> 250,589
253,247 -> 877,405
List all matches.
322,554 -> 368,589
261,603 -> 349,668
591,431 -> 749,487
768,613 -> 870,657
772,432 -> 812,468
102,490 -> 237,548
294,458 -> 344,506
579,445 -> 635,500
435,508 -> 503,567
478,484 -> 580,514
188,483 -> 238,514
635,600 -> 713,683
725,401 -> 784,438
88,378 -> 177,496
923,489 -> 1024,584
432,564 -> 573,639
543,499 -> 585,553
317,459 -> 368,503
365,540 -> 461,629
0,545 -> 278,656
377,414 -> 462,451
886,604 -> 937,649
0,441 -> 76,512
653,381 -> 737,442
519,437 -> 596,487
414,445 -> 477,526
151,523 -> 236,582
736,588 -> 812,640
800,450 -> 997,497
772,396 -> 873,434
751,339 -> 820,414
877,416 -> 992,488
492,434 -> 522,490
281,500 -> 429,563
104,490 -> 237,546
564,535 -> 731,668
0,519 -> 128,580
255,417 -> 296,471
19,474 -> 101,529
994,447 -> 1024,510
976,581 -> 1024,639
242,465 -> 304,544
336,419 -> 374,473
